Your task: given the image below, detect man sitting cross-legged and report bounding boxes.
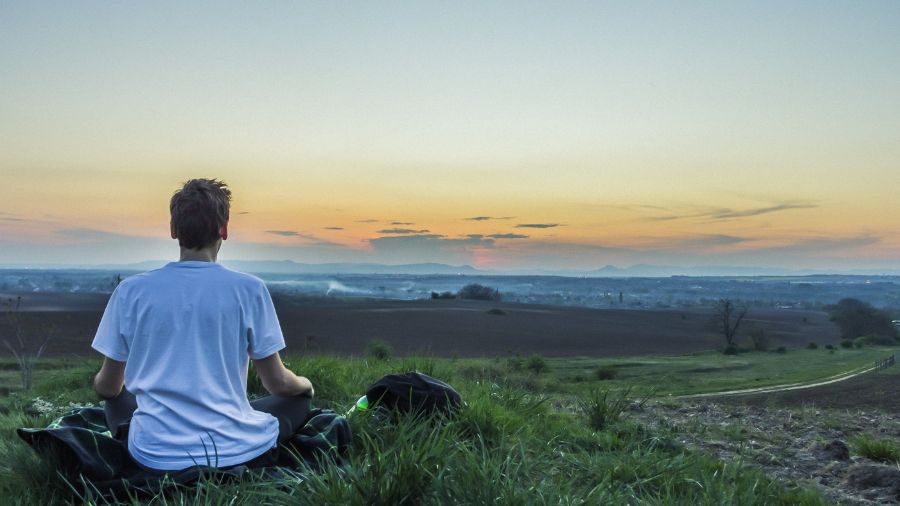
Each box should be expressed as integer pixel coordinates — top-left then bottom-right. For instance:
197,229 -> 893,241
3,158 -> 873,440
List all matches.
91,178 -> 314,473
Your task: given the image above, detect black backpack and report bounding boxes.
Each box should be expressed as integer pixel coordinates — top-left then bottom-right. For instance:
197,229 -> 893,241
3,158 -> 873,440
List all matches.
365,372 -> 461,414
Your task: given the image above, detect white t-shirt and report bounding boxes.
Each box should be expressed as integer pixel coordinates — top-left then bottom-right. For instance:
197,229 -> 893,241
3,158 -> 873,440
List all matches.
91,261 -> 285,471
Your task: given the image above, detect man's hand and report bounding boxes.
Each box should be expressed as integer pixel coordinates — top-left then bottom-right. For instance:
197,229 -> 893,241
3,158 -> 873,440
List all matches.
93,357 -> 126,399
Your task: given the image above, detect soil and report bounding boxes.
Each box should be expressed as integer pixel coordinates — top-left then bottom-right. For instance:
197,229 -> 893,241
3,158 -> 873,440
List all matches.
0,293 -> 840,358
635,398 -> 900,505
718,370 -> 900,414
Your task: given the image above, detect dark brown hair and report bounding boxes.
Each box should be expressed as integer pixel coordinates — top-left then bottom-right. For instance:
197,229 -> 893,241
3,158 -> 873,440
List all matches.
169,178 -> 232,250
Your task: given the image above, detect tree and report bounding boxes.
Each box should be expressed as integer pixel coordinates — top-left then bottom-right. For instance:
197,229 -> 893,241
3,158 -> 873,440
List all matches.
3,297 -> 50,390
827,298 -> 899,342
714,298 -> 747,349
458,283 -> 501,301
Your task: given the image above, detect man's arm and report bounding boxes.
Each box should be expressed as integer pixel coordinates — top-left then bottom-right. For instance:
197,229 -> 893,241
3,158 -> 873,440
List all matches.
253,352 -> 314,397
93,357 -> 126,399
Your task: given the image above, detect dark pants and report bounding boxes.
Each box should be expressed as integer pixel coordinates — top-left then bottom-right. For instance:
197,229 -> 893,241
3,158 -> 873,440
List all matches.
105,387 -> 312,471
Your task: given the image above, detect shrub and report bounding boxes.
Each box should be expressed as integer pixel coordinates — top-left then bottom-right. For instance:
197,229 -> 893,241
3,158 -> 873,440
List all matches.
486,308 -> 506,316
431,291 -> 456,300
775,346 -> 787,354
853,337 -> 866,348
861,333 -> 898,346
723,345 -> 738,355
458,283 -> 501,301
827,298 -> 899,342
579,387 -> 637,431
840,339 -> 854,349
594,366 -> 617,381
367,339 -> 393,360
807,342 -> 818,350
505,356 -> 524,372
851,434 -> 900,464
750,328 -> 769,352
824,344 -> 835,350
525,354 -> 547,375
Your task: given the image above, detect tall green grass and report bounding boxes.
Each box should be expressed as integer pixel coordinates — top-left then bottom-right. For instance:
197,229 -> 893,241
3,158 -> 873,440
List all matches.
0,354 -> 824,505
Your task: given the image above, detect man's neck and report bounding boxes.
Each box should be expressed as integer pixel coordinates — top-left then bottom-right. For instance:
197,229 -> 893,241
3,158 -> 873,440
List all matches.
179,245 -> 219,262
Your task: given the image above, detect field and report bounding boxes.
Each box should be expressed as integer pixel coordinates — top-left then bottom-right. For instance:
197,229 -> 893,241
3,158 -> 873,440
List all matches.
2,293 -> 898,504
1,293 -> 840,358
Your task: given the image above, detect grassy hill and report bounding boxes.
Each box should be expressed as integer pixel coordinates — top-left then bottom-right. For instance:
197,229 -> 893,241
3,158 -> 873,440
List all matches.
0,350 -> 843,505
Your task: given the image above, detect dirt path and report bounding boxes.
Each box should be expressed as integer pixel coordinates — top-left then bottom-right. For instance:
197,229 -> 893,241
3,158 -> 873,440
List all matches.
677,364 -> 878,399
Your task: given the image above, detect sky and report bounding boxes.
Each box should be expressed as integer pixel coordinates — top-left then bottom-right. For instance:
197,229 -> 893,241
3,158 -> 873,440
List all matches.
1,1 -> 899,273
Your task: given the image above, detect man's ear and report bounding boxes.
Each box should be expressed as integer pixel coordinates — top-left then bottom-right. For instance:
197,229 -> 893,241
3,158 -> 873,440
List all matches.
220,221 -> 228,241
170,222 -> 177,240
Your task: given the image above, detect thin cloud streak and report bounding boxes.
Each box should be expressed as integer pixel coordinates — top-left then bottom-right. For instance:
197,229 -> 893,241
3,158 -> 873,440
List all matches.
515,223 -> 562,229
378,228 -> 431,234
645,202 -> 818,222
465,216 -> 514,221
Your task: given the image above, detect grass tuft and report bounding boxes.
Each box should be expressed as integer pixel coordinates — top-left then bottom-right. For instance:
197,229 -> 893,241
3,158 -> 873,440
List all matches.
851,433 -> 900,464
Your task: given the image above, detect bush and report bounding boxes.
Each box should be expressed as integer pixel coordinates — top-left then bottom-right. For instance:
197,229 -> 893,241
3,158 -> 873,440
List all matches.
824,344 -> 835,351
594,366 -> 617,381
505,356 -> 524,372
861,333 -> 899,346
458,283 -> 501,301
840,339 -> 854,349
525,354 -> 547,375
431,291 -> 456,300
750,328 -> 769,352
851,433 -> 900,464
723,345 -> 738,355
807,342 -> 818,350
579,387 -> 639,431
367,339 -> 393,360
854,337 -> 866,348
827,298 -> 899,342
775,346 -> 787,354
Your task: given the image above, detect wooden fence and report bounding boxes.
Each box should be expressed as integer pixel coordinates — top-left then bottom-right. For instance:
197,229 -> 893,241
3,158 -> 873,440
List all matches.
875,354 -> 896,370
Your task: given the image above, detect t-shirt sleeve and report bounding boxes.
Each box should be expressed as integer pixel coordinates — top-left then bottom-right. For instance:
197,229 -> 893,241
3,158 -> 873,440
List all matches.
247,282 -> 286,360
91,285 -> 129,362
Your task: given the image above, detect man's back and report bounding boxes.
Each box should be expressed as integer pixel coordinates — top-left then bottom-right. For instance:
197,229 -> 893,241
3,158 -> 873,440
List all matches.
92,261 -> 285,470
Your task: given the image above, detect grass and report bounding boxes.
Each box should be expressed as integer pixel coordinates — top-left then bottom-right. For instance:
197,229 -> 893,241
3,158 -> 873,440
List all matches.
0,353 -> 828,505
548,346 -> 900,397
851,433 -> 900,464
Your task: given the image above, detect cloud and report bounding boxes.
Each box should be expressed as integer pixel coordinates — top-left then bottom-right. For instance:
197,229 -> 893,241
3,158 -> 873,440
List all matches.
709,203 -> 818,220
355,219 -> 379,223
324,226 -> 344,230
265,230 -> 342,246
646,202 -> 818,222
465,216 -> 514,221
487,233 -> 529,239
390,221 -> 415,225
378,228 -> 431,234
266,230 -> 302,237
670,234 -> 748,249
237,211 -> 250,215
515,223 -> 562,229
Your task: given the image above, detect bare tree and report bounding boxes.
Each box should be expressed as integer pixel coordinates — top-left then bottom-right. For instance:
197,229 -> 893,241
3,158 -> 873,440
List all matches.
715,298 -> 747,349
3,297 -> 50,390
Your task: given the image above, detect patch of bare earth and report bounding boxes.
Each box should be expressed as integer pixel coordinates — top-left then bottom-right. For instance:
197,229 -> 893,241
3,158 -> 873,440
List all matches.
633,400 -> 900,505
